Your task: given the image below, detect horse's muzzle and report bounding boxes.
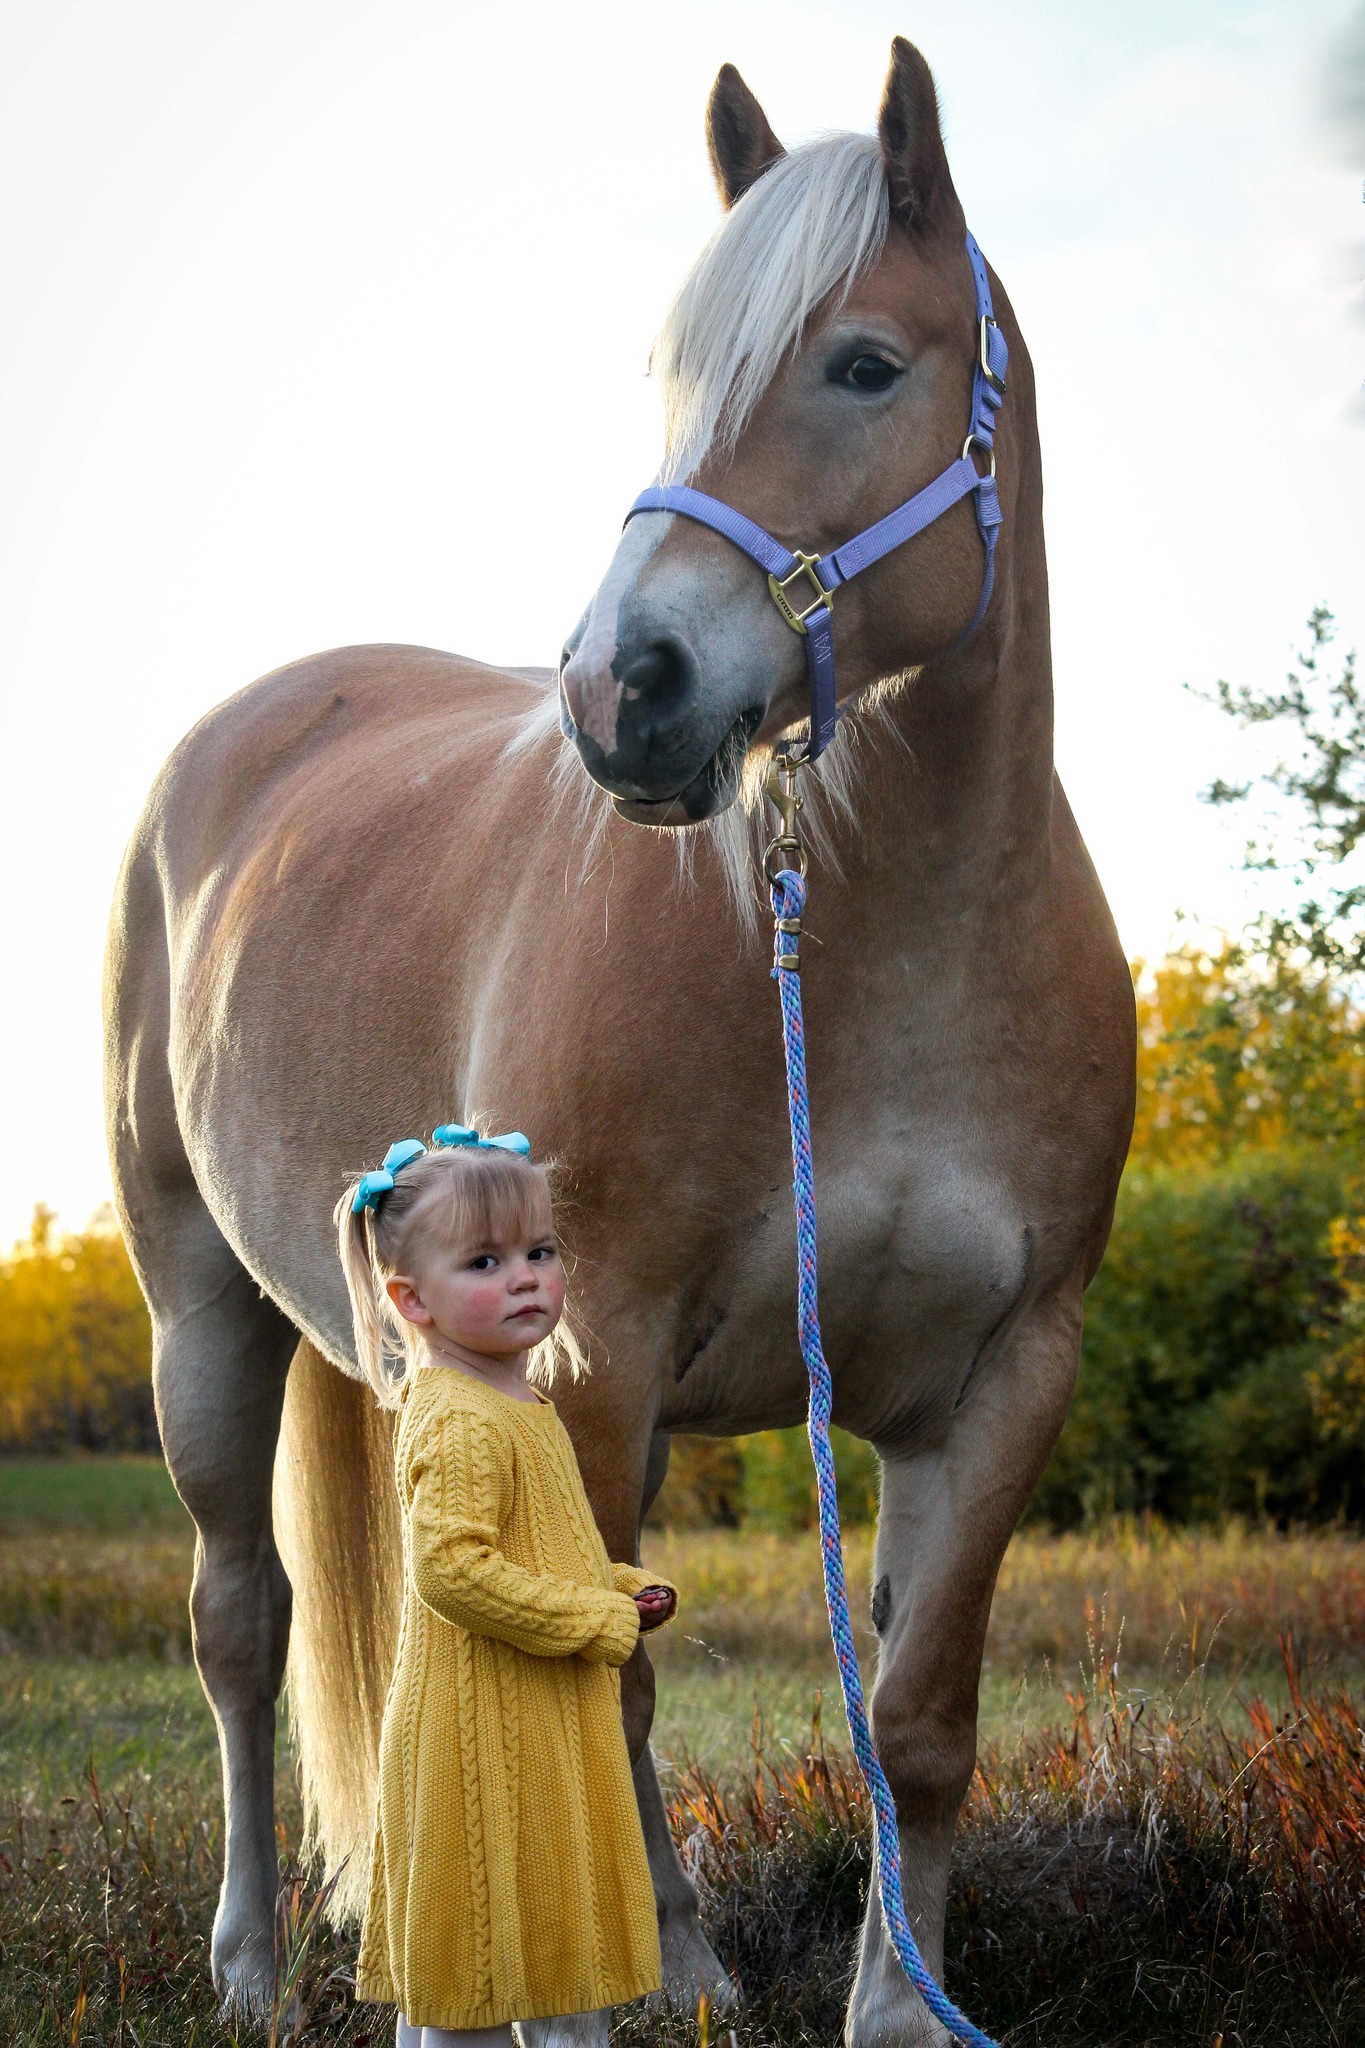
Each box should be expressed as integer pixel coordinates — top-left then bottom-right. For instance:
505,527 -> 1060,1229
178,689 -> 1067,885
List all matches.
608,714 -> 756,825
571,707 -> 754,825
561,625 -> 760,821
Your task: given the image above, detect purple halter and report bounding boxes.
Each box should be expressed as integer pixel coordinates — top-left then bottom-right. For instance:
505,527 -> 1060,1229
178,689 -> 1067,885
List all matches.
613,232 -> 1006,763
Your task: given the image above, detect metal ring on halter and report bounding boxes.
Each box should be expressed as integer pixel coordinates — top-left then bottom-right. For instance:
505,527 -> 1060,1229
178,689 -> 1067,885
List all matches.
763,834 -> 808,883
962,431 -> 997,479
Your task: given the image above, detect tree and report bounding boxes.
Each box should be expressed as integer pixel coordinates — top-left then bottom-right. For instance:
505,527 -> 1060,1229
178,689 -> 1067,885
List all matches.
1199,606 -> 1365,976
1132,940 -> 1365,1162
0,1206 -> 155,1452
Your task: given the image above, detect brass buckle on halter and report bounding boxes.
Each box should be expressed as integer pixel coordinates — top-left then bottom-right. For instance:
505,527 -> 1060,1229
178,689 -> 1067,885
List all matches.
767,553 -> 834,636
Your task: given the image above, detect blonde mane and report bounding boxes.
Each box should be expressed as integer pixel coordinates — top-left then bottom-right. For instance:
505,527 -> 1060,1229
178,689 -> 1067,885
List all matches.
655,129 -> 890,480
507,128 -> 904,931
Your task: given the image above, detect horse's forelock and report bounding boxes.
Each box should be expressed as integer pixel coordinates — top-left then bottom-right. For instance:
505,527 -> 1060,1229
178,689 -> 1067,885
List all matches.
654,131 -> 890,482
507,131 -> 903,924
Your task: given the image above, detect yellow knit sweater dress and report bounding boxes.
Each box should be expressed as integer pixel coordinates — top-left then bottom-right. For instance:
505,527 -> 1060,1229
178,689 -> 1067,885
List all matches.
354,1362 -> 672,2029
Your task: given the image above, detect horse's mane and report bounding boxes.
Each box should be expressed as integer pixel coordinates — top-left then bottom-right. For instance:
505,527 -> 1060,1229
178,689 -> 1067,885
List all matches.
506,129 -> 902,931
656,130 -> 890,480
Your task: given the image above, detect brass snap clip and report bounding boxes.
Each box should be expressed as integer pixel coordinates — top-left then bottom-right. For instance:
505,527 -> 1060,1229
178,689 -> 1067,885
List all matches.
763,750 -> 806,882
764,752 -> 807,971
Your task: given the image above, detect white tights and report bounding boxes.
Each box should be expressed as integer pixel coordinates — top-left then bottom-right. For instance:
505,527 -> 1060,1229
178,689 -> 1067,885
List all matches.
396,2017 -> 514,2048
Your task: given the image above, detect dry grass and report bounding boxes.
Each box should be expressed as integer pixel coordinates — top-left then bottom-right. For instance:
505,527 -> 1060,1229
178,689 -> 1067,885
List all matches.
614,1647 -> 1365,2048
641,1522 -> 1365,1683
9,1649 -> 1365,2046
0,1765 -> 389,2048
5,1518 -> 1365,1687
987,1520 -> 1365,1676
8,1487 -> 1365,2040
0,1530 -> 193,1661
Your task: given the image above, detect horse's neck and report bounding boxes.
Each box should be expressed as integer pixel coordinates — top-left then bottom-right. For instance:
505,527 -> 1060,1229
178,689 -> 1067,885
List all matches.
851,535 -> 1055,933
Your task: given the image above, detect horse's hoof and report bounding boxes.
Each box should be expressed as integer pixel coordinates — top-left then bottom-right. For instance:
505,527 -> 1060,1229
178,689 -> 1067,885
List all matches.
212,1929 -> 277,2019
659,1921 -> 737,2009
515,2013 -> 611,2048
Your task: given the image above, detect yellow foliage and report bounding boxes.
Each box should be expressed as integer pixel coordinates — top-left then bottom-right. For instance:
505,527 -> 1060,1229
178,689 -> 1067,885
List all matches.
1309,1214 -> 1365,1450
1131,941 -> 1365,1163
0,1206 -> 154,1452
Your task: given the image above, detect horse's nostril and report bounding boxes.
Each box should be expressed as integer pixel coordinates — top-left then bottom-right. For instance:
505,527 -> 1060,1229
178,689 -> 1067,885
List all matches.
616,639 -> 693,721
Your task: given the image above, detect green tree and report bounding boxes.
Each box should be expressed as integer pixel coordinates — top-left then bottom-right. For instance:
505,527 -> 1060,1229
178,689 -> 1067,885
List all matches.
1034,1151 -> 1362,1526
1199,605 -> 1365,976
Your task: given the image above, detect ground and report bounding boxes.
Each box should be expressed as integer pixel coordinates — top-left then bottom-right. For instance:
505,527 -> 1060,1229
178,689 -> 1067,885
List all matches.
3,1458 -> 1365,2045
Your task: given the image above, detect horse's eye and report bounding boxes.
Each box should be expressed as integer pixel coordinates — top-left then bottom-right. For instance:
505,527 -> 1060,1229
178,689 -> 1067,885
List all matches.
845,353 -> 900,392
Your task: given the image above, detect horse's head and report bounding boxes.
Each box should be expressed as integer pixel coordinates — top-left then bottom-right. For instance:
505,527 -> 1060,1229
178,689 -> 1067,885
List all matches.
560,39 -> 1014,826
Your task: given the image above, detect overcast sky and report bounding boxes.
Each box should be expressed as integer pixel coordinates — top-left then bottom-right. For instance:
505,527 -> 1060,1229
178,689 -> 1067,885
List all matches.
0,0 -> 1361,1248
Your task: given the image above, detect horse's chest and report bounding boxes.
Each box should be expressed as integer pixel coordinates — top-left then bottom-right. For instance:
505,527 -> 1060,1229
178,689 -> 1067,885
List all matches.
667,1140 -> 1030,1449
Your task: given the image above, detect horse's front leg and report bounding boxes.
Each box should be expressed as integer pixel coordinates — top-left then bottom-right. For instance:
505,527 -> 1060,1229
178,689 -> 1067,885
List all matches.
620,1431 -> 735,2013
847,1290 -> 1082,2048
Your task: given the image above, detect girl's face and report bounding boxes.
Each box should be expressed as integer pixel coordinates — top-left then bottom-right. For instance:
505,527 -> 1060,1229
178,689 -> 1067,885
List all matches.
386,1195 -> 565,1359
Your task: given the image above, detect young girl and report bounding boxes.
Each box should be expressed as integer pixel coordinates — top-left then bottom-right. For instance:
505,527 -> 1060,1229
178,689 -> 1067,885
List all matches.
337,1124 -> 677,2048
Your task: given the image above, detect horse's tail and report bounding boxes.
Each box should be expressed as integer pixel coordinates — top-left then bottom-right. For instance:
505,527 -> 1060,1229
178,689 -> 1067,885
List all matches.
273,1339 -> 402,1925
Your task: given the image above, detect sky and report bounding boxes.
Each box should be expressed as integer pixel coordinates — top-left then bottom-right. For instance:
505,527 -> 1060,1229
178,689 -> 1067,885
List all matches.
0,0 -> 1361,1249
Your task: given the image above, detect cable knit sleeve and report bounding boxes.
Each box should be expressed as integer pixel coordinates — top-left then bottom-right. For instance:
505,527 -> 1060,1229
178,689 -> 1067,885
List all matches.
407,1405 -> 641,1664
611,1562 -> 679,1628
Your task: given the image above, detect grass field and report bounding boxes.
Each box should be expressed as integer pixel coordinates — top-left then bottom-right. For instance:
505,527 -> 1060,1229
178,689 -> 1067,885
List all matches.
4,1457 -> 1365,2043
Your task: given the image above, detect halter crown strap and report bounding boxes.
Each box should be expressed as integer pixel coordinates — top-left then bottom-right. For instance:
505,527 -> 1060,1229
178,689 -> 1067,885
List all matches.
622,231 -> 1006,761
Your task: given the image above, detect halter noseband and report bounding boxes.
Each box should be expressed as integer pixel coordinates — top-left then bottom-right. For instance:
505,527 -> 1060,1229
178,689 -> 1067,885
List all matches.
562,231 -> 1006,767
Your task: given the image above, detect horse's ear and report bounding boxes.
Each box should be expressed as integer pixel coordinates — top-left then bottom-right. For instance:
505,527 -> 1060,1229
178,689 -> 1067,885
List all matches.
877,37 -> 966,241
706,64 -> 786,209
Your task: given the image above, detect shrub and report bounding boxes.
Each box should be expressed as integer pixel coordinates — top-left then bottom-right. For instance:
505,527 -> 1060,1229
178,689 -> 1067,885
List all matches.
1033,1149 -> 1365,1526
648,1429 -> 880,1534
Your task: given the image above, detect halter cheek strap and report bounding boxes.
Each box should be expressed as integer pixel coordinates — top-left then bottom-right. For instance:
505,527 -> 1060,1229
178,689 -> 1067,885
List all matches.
611,232 -> 1006,763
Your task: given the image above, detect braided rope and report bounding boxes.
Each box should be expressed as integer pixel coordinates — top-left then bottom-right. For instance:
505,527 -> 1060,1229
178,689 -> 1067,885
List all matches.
769,868 -> 997,2048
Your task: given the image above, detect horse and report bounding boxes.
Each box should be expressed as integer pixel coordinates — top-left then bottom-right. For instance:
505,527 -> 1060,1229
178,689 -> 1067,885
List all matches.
103,38 -> 1134,2046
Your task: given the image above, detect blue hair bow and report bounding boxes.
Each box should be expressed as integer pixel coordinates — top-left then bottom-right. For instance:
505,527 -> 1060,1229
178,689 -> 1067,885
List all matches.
352,1138 -> 428,1215
352,1126 -> 533,1215
432,1124 -> 532,1157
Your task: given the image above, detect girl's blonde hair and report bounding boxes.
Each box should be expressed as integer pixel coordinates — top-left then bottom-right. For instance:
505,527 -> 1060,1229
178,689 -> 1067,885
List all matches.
335,1141 -> 581,1408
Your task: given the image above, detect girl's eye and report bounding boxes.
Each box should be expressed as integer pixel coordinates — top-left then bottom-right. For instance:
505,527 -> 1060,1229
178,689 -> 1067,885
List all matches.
469,1254 -> 497,1271
529,1245 -> 557,1263
843,353 -> 900,392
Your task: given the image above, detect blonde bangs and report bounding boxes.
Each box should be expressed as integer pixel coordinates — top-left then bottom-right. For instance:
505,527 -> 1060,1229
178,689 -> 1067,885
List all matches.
416,1148 -> 554,1253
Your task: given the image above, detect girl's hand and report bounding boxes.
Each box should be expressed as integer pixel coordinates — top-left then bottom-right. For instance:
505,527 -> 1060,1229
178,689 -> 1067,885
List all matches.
633,1584 -> 676,1632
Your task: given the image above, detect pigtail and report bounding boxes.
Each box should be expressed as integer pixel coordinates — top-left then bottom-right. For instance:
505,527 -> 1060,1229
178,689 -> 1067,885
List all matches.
334,1186 -> 407,1409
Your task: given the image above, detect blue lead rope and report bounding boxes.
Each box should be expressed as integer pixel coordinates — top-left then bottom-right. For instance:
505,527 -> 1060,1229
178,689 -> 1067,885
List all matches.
770,867 -> 998,2048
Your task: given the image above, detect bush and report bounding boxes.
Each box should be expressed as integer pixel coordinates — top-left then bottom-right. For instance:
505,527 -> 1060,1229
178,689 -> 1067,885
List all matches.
1033,1149 -> 1365,1526
647,1429 -> 880,1534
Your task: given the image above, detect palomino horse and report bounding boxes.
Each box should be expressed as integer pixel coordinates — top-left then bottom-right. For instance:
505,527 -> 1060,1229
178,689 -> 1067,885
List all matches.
104,39 -> 1133,2046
